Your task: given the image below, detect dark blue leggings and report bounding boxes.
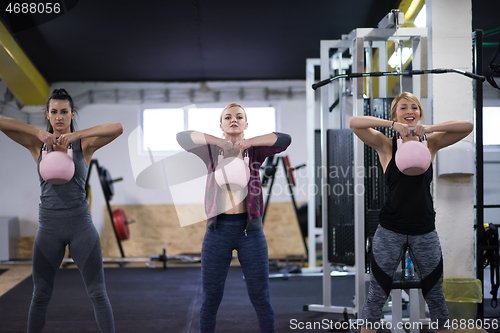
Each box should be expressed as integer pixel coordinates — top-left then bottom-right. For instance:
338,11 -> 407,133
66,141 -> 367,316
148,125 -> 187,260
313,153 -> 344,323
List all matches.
28,204 -> 114,333
200,213 -> 274,333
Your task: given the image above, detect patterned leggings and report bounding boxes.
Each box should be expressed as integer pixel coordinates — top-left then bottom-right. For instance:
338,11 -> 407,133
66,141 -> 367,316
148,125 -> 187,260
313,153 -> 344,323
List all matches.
362,225 -> 449,330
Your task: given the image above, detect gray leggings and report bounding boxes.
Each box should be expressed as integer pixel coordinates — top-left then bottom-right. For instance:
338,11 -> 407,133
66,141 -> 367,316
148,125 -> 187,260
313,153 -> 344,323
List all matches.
28,204 -> 114,333
363,225 -> 449,330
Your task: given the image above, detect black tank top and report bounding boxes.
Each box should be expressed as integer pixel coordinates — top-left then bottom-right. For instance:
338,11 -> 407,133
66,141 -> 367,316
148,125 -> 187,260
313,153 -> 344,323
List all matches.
379,136 -> 435,235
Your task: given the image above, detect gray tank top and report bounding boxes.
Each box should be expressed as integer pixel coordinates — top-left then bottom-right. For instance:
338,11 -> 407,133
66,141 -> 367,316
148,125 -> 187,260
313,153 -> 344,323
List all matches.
37,139 -> 88,209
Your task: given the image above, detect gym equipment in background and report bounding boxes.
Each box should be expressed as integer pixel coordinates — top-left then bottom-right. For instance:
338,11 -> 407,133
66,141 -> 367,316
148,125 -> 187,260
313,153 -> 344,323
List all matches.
480,223 -> 499,308
112,208 -> 135,241
312,120 -> 387,271
324,129 -> 355,266
39,144 -> 75,184
99,166 -> 119,202
485,28 -> 500,92
262,155 -> 306,228
85,159 -> 128,258
150,248 -> 201,270
312,68 -> 484,91
474,29 -> 500,318
260,155 -> 308,277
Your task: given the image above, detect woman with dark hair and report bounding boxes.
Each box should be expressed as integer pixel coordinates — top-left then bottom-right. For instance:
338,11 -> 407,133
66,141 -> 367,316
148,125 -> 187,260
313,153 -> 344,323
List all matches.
0,88 -> 122,333
177,103 -> 291,333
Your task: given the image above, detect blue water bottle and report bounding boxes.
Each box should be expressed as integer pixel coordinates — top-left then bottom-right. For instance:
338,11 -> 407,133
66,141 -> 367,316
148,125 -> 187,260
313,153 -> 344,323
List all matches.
405,248 -> 414,278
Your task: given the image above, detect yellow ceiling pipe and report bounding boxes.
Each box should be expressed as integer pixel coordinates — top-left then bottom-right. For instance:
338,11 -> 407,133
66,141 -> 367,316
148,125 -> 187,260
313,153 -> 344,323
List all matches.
370,48 -> 380,98
399,0 -> 425,27
0,20 -> 50,105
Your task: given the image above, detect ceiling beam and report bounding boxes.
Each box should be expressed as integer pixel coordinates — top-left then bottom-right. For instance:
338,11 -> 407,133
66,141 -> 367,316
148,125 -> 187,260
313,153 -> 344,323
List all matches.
0,21 -> 49,106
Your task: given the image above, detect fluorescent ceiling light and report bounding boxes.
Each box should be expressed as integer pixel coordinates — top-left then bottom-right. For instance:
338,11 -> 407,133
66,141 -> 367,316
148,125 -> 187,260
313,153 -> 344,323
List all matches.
388,47 -> 412,68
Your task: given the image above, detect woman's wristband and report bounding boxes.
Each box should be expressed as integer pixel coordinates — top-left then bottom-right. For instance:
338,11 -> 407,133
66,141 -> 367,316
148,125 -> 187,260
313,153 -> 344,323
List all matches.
390,120 -> 395,130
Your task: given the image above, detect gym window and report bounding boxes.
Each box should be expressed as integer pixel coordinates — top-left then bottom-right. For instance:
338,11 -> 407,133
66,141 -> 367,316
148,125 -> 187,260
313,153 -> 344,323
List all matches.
483,107 -> 500,146
142,106 -> 277,152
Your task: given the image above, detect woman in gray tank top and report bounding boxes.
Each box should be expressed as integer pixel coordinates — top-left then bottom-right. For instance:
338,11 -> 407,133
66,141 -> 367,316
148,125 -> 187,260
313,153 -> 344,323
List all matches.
349,92 -> 473,333
0,88 -> 123,333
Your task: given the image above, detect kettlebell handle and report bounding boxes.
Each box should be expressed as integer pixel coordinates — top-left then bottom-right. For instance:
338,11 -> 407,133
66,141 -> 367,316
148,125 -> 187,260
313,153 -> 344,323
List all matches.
397,128 -> 427,142
42,142 -> 74,158
218,149 -> 249,164
219,148 -> 248,157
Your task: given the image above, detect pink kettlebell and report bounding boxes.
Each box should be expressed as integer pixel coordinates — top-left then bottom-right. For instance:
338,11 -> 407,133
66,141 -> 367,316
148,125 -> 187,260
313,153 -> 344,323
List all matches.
395,131 -> 431,176
39,144 -> 75,184
215,152 -> 250,190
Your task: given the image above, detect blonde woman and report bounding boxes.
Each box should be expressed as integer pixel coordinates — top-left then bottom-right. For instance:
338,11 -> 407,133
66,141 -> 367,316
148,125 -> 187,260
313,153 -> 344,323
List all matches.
177,103 -> 291,333
349,92 -> 473,332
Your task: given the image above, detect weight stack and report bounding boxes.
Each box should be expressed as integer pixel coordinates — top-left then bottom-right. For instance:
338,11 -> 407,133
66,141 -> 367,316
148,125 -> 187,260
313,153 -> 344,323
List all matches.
326,129 -> 354,266
314,98 -> 394,268
314,130 -> 322,229
363,98 -> 394,272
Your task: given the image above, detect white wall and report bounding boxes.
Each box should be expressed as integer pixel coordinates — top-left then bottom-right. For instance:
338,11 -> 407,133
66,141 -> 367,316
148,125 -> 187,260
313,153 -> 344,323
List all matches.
0,125 -> 41,236
482,89 -> 500,225
428,0 -> 474,278
0,81 -> 308,236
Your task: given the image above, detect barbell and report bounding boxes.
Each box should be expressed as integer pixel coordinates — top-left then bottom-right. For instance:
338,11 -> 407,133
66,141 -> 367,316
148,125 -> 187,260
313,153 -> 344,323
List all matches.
99,166 -> 123,201
312,68 -> 485,90
112,208 -> 136,241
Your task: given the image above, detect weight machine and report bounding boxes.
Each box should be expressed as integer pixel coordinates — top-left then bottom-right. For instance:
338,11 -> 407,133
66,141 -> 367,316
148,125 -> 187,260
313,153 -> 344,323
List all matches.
474,28 -> 500,319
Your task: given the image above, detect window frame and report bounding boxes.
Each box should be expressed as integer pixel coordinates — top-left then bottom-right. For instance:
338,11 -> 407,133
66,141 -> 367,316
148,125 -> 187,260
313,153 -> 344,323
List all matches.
138,102 -> 280,155
482,106 -> 500,151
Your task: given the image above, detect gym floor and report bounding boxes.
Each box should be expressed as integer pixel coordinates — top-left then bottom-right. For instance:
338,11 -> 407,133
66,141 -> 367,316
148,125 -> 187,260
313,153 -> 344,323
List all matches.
0,260 -> 498,333
0,259 -> 352,333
